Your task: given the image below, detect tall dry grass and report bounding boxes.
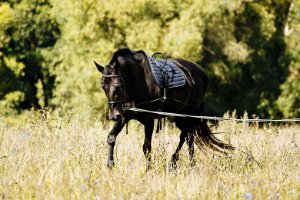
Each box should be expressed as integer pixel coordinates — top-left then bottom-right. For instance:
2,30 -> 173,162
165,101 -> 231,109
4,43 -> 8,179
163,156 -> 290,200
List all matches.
0,109 -> 299,199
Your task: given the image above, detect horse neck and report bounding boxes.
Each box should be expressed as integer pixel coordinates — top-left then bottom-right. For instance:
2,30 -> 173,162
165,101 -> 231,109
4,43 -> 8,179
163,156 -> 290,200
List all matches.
125,59 -> 160,103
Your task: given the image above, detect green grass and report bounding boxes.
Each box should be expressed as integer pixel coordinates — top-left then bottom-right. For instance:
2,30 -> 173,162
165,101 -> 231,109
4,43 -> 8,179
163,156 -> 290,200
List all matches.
0,110 -> 299,199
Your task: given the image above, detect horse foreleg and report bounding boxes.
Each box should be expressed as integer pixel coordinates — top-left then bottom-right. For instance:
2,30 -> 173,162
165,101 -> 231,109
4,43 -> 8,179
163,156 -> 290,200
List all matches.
170,131 -> 186,169
107,119 -> 126,168
143,119 -> 154,170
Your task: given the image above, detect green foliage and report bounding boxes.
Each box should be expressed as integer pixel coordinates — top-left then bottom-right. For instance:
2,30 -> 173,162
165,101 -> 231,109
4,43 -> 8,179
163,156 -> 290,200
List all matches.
0,0 -> 60,112
277,0 -> 300,118
0,0 -> 299,119
0,91 -> 25,114
202,0 -> 297,117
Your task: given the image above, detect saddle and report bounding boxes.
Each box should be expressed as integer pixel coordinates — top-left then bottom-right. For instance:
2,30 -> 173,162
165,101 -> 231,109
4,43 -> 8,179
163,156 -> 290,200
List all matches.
147,54 -> 186,88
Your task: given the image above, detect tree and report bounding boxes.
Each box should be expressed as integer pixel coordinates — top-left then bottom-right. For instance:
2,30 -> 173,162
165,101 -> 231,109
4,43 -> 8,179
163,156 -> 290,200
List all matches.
0,0 -> 60,113
277,0 -> 300,117
202,0 -> 296,118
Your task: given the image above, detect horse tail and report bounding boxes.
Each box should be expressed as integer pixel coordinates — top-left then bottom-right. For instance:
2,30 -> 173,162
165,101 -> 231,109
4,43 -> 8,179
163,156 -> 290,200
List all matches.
193,104 -> 235,153
193,120 -> 235,153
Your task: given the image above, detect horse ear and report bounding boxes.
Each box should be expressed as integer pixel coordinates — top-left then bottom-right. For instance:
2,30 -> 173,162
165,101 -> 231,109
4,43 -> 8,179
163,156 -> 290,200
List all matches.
94,61 -> 104,73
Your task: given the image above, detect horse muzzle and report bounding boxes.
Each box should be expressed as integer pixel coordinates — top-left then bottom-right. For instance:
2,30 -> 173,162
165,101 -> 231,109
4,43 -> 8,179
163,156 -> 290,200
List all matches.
107,100 -> 134,121
109,108 -> 123,121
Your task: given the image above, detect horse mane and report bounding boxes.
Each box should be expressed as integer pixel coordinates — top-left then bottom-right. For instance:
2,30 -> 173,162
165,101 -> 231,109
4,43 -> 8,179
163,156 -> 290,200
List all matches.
109,47 -> 135,64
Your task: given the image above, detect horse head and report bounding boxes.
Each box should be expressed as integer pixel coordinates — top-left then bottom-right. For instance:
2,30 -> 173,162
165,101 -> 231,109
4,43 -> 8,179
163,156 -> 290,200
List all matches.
94,59 -> 127,121
94,49 -> 137,121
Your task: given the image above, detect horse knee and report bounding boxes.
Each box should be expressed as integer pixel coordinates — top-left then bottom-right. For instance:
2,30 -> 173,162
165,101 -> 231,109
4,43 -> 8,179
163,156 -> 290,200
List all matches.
107,135 -> 116,145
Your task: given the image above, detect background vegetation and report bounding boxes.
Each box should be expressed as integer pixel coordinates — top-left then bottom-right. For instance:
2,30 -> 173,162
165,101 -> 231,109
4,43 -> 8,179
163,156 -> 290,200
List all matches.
1,0 -> 300,118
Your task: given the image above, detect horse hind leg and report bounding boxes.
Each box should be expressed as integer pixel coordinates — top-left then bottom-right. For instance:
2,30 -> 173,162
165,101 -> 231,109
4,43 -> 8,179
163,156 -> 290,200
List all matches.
142,119 -> 154,171
187,132 -> 195,166
170,130 -> 186,170
171,118 -> 197,169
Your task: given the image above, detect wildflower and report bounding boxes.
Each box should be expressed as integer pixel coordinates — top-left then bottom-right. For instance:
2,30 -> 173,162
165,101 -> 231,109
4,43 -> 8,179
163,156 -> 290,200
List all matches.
20,132 -> 29,141
95,195 -> 100,200
244,192 -> 253,199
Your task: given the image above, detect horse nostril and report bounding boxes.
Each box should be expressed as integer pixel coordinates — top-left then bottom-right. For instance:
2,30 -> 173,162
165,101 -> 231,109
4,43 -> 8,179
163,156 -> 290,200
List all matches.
114,109 -> 121,117
109,113 -> 117,120
109,113 -> 122,121
115,114 -> 121,119
108,107 -> 122,121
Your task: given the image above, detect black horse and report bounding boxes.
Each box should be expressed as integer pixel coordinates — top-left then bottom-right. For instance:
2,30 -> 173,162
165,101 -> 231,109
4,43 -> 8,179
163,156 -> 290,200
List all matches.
94,48 -> 234,169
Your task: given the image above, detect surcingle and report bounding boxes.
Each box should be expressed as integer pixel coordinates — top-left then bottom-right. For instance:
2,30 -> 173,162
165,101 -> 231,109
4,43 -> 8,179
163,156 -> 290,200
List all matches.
147,55 -> 186,88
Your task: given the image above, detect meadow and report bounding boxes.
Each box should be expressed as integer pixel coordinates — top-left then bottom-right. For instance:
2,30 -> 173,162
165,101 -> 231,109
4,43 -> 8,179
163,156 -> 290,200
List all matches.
0,109 -> 299,199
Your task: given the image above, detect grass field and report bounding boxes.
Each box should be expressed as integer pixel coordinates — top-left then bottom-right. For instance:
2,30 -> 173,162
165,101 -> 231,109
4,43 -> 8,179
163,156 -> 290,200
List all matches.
1,110 -> 300,199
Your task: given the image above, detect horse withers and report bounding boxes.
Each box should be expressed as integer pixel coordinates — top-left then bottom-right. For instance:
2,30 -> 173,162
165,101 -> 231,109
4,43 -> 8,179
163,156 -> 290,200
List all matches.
94,48 -> 234,169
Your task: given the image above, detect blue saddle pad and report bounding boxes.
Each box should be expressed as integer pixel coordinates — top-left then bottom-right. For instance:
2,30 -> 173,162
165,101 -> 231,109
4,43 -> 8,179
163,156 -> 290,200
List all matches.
147,56 -> 186,88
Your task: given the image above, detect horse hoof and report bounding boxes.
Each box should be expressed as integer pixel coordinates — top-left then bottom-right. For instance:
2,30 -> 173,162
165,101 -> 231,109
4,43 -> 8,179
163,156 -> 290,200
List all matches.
189,159 -> 196,167
107,160 -> 115,168
169,161 -> 178,172
145,164 -> 152,172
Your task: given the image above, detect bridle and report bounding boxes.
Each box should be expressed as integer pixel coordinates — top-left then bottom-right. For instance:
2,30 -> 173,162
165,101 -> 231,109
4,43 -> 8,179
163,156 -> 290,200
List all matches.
102,73 -> 127,108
